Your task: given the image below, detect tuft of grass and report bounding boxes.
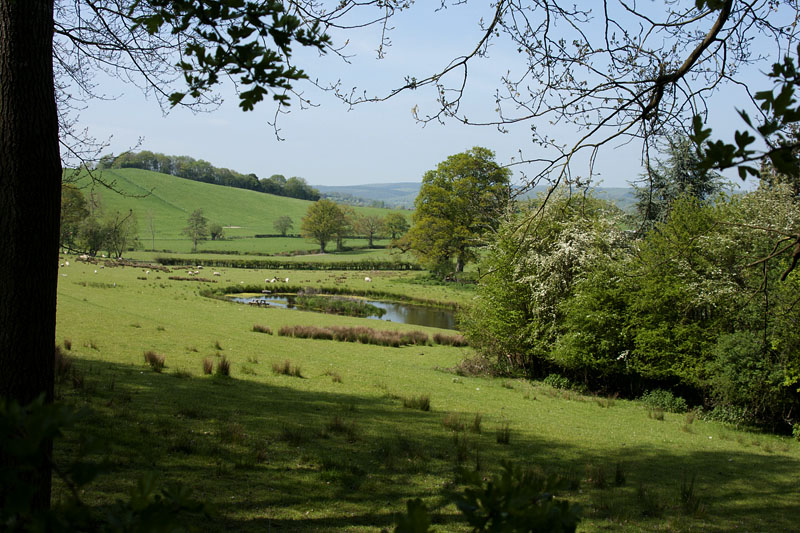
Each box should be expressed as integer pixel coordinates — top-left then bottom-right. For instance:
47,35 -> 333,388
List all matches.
325,415 -> 358,442
271,360 -> 303,378
240,366 -> 257,376
585,464 -> 608,489
470,413 -> 483,434
54,346 -> 73,382
679,473 -> 705,516
323,369 -> 342,383
215,356 -> 231,376
63,338 -> 72,351
453,433 -> 469,464
84,340 -> 98,350
648,408 -> 665,421
432,332 -> 468,346
501,381 -> 514,390
156,325 -> 166,332
402,394 -> 430,411
246,356 -> 259,364
279,425 -> 310,446
214,340 -> 223,350
202,357 -> 213,375
496,422 -> 511,444
219,422 -> 246,445
442,413 -> 465,432
143,350 -> 165,372
637,485 -> 664,517
614,462 -> 626,486
172,369 -> 192,379
252,324 -> 272,334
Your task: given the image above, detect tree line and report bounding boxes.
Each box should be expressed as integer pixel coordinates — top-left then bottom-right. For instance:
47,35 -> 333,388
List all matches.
99,151 -> 321,201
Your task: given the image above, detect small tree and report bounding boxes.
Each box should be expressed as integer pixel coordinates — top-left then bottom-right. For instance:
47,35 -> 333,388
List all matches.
273,215 -> 294,236
209,223 -> 224,241
384,212 -> 410,240
183,209 -> 209,252
300,199 -> 346,253
60,184 -> 89,252
355,214 -> 384,248
103,210 -> 139,258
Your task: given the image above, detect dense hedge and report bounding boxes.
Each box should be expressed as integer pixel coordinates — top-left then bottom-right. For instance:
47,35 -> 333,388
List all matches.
156,256 -> 421,271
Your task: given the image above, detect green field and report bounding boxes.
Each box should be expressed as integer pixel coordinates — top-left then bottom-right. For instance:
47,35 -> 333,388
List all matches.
69,168 -> 408,247
53,255 -> 800,532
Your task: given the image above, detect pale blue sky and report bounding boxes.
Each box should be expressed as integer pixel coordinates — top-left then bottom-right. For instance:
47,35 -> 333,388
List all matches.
75,2 -> 772,189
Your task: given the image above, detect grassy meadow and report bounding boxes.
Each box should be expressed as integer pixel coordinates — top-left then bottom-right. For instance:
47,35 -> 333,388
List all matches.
68,168 -> 407,245
53,255 -> 800,532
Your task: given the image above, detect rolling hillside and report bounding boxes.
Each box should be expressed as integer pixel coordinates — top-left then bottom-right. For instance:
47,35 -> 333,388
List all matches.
69,168 -> 402,241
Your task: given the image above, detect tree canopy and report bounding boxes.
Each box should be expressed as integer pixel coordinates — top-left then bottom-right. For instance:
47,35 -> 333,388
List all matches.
300,199 -> 346,253
405,147 -> 511,274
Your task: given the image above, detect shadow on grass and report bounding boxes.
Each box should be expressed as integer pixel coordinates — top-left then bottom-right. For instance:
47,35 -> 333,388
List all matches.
55,358 -> 800,532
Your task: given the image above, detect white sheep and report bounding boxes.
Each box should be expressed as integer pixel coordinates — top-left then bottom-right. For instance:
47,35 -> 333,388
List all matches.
94,270 -> 97,274
64,261 -> 69,267
364,277 -> 372,282
213,272 -> 221,276
145,270 -> 150,275
285,277 -> 289,283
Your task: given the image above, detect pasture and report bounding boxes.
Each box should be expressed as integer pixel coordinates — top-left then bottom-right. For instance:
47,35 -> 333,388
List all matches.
53,256 -> 800,532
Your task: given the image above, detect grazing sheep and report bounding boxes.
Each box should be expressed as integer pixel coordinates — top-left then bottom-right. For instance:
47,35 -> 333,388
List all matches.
284,278 -> 289,283
261,289 -> 271,294
145,270 -> 150,275
64,261 -> 69,266
213,272 -> 221,276
364,277 -> 372,282
94,270 -> 98,274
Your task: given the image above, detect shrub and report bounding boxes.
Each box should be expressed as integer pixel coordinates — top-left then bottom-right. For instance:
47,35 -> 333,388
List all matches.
639,389 -> 687,413
215,356 -> 230,376
433,332 -> 468,346
202,357 -> 213,375
793,423 -> 800,441
143,350 -> 165,372
679,473 -> 704,516
403,394 -> 430,411
542,373 -> 572,390
323,370 -> 342,383
252,324 -> 272,334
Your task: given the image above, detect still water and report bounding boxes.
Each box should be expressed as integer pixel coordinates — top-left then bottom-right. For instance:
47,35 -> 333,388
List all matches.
230,295 -> 457,330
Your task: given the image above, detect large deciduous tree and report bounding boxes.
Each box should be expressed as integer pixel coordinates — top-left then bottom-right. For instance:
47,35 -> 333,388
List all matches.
384,212 -> 409,240
300,199 -> 346,253
406,147 -> 511,275
183,209 -> 209,252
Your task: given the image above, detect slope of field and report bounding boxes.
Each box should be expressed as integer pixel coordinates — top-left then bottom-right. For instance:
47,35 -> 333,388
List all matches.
53,259 -> 800,532
70,169 -> 404,241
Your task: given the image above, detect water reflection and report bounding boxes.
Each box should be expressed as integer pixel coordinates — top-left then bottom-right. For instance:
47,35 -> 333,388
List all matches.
230,295 -> 457,330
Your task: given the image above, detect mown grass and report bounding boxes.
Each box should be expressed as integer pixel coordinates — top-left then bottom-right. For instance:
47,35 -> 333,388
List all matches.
53,255 -> 800,532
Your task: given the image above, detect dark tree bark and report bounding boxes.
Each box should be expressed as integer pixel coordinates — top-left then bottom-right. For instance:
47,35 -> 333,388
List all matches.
0,0 -> 60,507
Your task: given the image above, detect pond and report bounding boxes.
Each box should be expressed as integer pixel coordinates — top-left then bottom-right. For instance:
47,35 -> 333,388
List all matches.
230,295 -> 458,330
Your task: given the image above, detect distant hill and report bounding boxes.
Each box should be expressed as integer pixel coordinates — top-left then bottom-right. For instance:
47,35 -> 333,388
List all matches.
315,182 -> 636,211
68,168 -> 402,239
315,183 -> 421,209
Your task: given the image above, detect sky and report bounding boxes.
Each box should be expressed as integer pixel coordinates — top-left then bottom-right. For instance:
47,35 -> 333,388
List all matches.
73,2 -> 775,190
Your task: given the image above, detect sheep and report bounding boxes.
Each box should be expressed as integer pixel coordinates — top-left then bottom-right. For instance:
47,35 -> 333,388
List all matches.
64,261 -> 69,266
284,277 -> 289,283
261,289 -> 271,294
213,272 -> 221,276
145,270 -> 150,275
94,270 -> 97,274
364,277 -> 372,282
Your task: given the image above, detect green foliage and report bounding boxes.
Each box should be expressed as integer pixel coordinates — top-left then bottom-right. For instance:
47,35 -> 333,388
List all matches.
273,215 -> 294,236
137,0 -> 331,110
209,223 -> 224,241
639,390 -> 688,414
60,184 -> 89,250
692,44 -> 800,181
633,136 -> 724,227
384,212 -> 410,240
542,374 -> 572,391
295,295 -> 386,318
183,208 -> 209,251
406,147 -> 511,274
454,461 -> 581,532
300,199 -> 347,253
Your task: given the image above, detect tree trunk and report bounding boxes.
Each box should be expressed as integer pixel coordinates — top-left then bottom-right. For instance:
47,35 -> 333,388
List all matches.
0,0 -> 60,508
